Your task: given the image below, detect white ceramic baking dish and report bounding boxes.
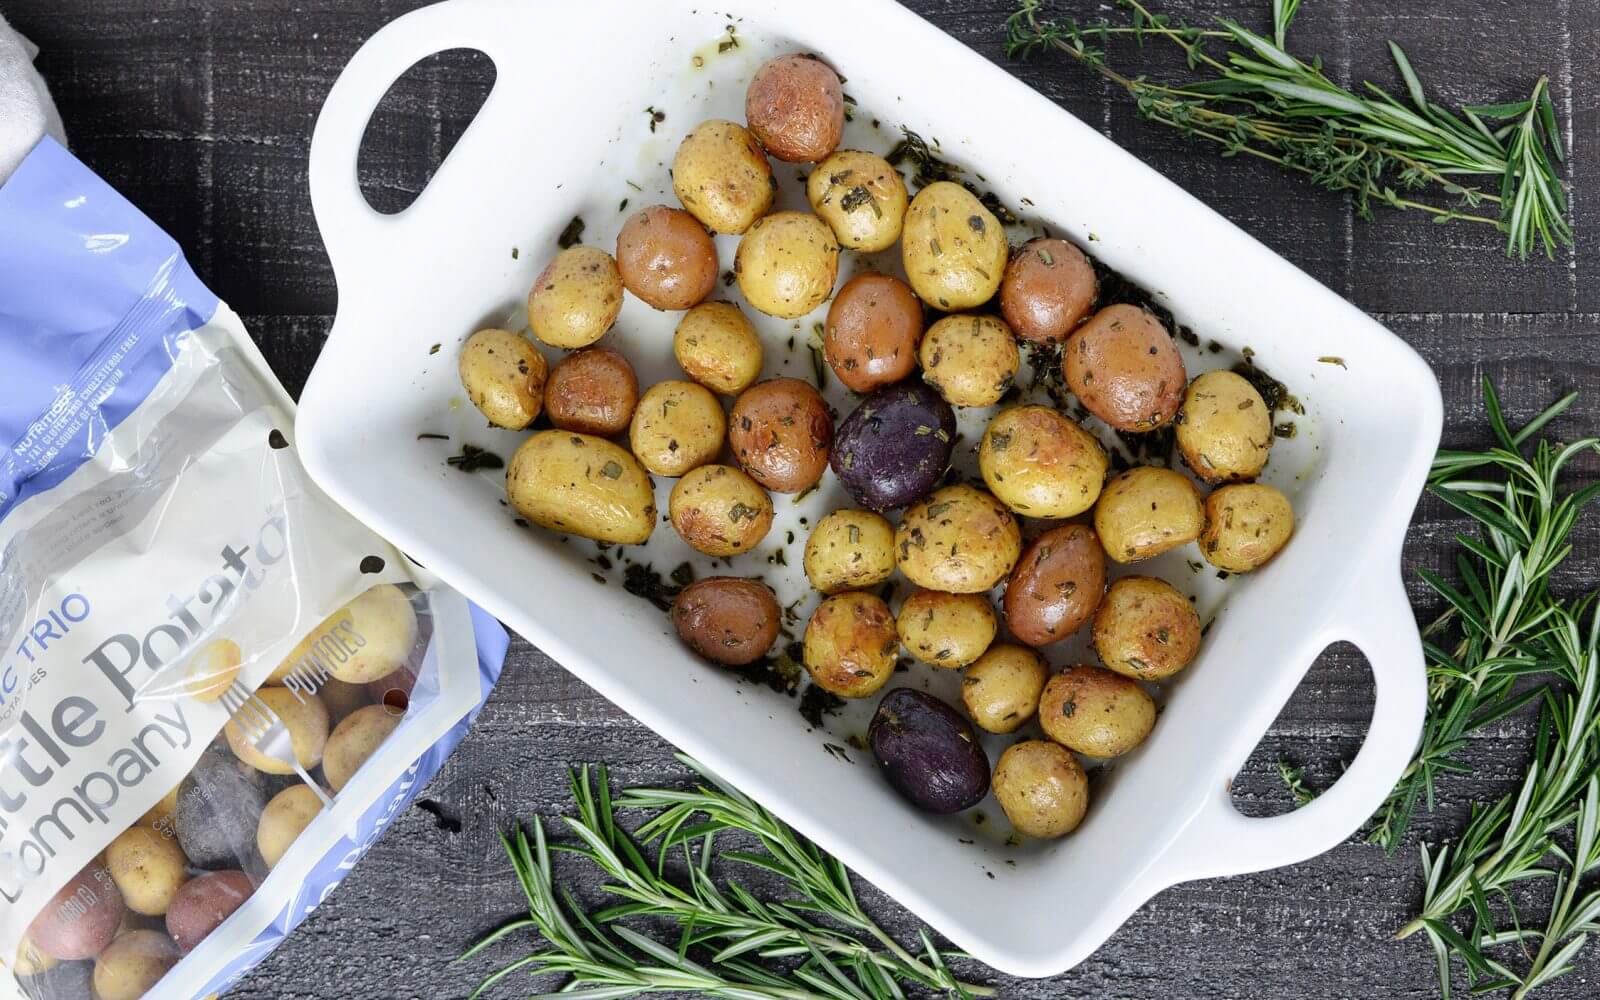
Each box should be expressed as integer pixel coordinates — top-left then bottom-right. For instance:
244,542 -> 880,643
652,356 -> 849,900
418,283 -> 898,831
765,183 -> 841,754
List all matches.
298,0 -> 1442,977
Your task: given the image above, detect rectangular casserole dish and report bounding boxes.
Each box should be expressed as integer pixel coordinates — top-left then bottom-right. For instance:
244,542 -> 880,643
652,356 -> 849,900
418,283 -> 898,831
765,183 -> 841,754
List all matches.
297,0 -> 1442,977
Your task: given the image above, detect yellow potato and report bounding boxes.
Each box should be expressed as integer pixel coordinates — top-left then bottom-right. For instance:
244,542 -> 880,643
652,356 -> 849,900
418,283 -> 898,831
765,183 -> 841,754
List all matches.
803,592 -> 898,698
458,328 -> 548,430
13,935 -> 56,976
1177,370 -> 1272,483
630,380 -> 727,477
506,431 -> 657,544
961,644 -> 1048,733
979,405 -> 1107,517
918,314 -> 1019,408
318,678 -> 371,724
668,464 -> 773,557
1092,466 -> 1204,563
527,246 -> 624,348
106,826 -> 188,916
269,584 -> 419,685
673,302 -> 764,395
1092,576 -> 1202,680
183,638 -> 241,702
224,687 -> 330,774
993,740 -> 1089,839
895,589 -> 997,668
1039,666 -> 1156,758
895,485 -> 1021,594
139,783 -> 180,833
805,149 -> 908,252
323,704 -> 404,793
92,930 -> 178,1000
257,784 -> 325,869
901,181 -> 1007,310
1200,483 -> 1295,572
672,119 -> 775,234
803,509 -> 896,594
734,211 -> 840,319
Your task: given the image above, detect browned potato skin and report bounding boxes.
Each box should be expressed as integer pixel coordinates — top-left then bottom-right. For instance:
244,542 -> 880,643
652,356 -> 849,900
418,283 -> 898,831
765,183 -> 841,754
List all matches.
1039,666 -> 1157,758
979,405 -> 1107,518
544,347 -> 639,436
993,740 -> 1089,839
669,464 -> 773,556
616,205 -> 718,310
803,592 -> 898,697
803,509 -> 895,594
919,314 -> 1019,408
823,273 -> 923,392
1092,576 -> 1202,680
895,484 -> 1022,593
728,378 -> 833,493
961,644 -> 1048,733
630,380 -> 727,477
1093,466 -> 1205,563
672,578 -> 781,666
1065,304 -> 1186,431
1004,524 -> 1107,647
901,182 -> 1008,311
674,302 -> 763,396
458,329 -> 547,430
1177,370 -> 1273,483
1000,238 -> 1097,344
735,211 -> 840,319
672,119 -> 775,234
1200,483 -> 1295,572
896,589 -> 997,668
745,54 -> 845,163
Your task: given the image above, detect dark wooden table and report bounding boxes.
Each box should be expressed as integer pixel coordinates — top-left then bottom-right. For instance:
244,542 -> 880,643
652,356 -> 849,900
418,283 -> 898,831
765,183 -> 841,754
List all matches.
7,1 -> 1598,996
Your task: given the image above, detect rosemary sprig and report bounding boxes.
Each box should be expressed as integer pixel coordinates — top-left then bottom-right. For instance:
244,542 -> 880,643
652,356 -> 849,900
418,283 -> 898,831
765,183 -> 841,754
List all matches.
465,757 -> 993,999
1276,758 -> 1317,808
1005,0 -> 1571,259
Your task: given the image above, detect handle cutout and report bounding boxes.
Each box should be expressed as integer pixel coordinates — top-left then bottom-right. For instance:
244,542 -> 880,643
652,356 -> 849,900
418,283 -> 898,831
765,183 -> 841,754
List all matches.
356,48 -> 496,216
1228,641 -> 1375,818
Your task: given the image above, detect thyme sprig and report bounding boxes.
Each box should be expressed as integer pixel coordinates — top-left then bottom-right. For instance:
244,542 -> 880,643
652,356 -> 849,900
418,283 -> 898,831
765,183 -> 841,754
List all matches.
465,758 -> 993,999
1005,0 -> 1571,259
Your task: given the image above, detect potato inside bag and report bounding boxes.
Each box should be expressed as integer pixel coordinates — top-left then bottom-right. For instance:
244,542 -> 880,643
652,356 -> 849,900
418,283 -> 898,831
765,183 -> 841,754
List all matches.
0,139 -> 506,1000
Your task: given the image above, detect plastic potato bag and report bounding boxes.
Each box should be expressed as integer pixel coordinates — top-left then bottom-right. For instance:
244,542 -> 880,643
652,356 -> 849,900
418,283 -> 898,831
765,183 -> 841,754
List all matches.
0,137 -> 509,999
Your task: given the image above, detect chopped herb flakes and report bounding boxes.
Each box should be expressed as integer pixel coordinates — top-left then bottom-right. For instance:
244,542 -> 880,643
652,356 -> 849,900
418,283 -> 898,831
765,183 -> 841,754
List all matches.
446,445 -> 504,472
557,216 -> 585,248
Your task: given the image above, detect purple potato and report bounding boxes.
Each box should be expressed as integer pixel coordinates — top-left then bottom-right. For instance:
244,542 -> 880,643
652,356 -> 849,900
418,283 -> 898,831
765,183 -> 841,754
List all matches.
19,960 -> 93,1000
830,381 -> 955,511
868,688 -> 990,813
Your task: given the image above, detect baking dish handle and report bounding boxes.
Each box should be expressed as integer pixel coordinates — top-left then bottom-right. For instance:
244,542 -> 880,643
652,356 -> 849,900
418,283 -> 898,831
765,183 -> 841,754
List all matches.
1152,569 -> 1426,883
308,0 -> 506,275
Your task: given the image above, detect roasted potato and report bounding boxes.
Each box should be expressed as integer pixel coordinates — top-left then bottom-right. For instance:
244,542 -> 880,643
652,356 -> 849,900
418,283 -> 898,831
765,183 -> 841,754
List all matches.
728,377 -> 833,493
527,246 -> 624,348
323,704 -> 403,792
225,687 -> 328,773
869,688 -> 991,813
896,589 -> 997,668
1065,304 -> 1186,431
806,149 -> 908,251
1004,524 -> 1106,647
823,272 -> 923,392
735,211 -> 840,319
1092,576 -> 1202,680
979,405 -> 1107,517
458,328 -> 548,430
831,381 -> 954,511
672,119 -> 775,234
745,53 -> 845,162
1039,665 -> 1156,758
901,181 -> 1007,311
616,205 -> 718,310
507,431 -> 657,544
999,237 -> 1097,344
673,301 -> 763,395
803,591 -> 898,697
544,346 -> 639,436
1177,370 -> 1273,483
993,740 -> 1089,839
669,464 -> 774,556
803,509 -> 895,594
629,380 -> 726,477
1092,466 -> 1204,563
672,577 -> 781,666
918,314 -> 1019,408
895,484 -> 1021,594
1200,483 -> 1294,572
961,644 -> 1048,733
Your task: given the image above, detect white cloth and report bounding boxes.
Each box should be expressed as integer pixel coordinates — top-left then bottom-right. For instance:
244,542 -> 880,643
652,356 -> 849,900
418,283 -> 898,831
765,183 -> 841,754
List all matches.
0,11 -> 66,184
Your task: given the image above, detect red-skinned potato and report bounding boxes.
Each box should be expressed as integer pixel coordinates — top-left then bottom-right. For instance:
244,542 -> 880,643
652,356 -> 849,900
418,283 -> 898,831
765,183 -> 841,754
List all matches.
728,378 -> 833,493
823,273 -> 923,392
745,54 -> 845,162
616,205 -> 718,310
1000,238 -> 1097,344
1065,304 -> 1186,431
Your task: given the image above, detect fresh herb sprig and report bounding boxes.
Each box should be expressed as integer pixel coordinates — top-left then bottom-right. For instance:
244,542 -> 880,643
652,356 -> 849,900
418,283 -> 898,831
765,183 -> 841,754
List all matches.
1005,0 -> 1571,259
465,758 -> 993,999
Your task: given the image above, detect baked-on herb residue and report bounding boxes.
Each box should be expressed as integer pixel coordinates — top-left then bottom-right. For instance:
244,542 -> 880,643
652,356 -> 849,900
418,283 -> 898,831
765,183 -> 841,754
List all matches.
621,561 -> 693,611
557,216 -> 585,248
886,127 -> 1019,225
446,444 -> 504,472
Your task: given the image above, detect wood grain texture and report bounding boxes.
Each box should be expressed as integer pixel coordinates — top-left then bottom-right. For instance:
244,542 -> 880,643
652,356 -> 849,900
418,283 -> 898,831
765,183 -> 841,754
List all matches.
5,0 -> 1598,996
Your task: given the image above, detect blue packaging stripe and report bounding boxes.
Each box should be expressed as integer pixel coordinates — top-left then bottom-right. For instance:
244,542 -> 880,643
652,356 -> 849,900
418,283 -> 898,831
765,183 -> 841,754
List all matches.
0,138 -> 219,521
